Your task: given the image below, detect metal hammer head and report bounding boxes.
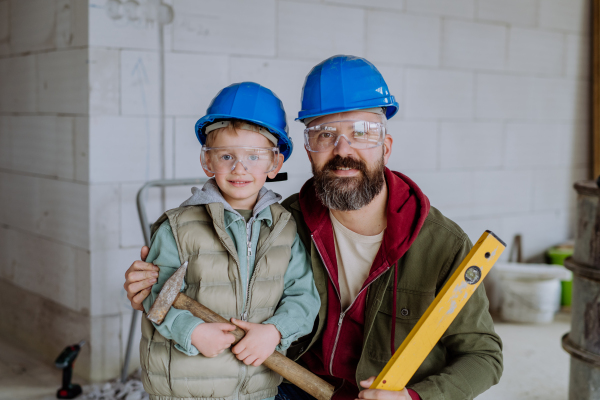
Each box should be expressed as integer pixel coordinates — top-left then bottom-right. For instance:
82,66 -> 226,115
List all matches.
147,261 -> 188,325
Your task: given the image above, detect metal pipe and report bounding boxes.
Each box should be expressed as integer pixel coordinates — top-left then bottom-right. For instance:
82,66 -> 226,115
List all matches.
121,177 -> 207,382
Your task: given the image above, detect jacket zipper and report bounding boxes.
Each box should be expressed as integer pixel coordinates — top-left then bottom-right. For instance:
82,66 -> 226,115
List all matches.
237,215 -> 288,399
215,226 -> 248,400
245,217 -> 288,317
311,235 -> 391,377
236,216 -> 255,400
241,217 -> 255,322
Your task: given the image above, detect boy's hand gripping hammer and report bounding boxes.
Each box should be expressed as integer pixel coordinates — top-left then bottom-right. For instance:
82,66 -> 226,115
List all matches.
147,262 -> 334,400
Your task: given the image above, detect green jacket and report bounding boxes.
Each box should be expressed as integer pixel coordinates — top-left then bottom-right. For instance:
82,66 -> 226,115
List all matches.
282,193 -> 503,400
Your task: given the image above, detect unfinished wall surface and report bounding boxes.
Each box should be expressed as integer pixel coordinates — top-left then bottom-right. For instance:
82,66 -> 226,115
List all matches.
0,0 -> 592,382
0,0 -> 97,379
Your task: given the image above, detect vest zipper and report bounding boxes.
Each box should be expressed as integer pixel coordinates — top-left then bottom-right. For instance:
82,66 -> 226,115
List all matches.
213,233 -> 246,400
311,235 -> 391,377
236,215 -> 288,400
236,216 -> 255,400
244,216 -> 289,320
242,217 -> 255,321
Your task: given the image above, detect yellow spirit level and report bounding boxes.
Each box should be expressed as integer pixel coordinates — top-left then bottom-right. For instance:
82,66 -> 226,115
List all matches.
370,230 -> 506,391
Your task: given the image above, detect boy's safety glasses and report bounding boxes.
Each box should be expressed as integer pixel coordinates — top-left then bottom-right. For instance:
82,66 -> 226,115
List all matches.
201,146 -> 280,174
304,120 -> 386,152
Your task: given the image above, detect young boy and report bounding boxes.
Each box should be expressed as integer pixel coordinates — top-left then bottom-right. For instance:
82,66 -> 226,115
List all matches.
139,82 -> 320,400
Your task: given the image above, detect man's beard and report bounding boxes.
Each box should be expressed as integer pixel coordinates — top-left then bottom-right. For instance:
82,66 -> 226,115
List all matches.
312,154 -> 386,211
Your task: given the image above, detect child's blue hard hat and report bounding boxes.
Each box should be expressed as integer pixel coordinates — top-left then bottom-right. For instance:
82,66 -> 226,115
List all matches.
297,55 -> 399,122
195,82 -> 293,161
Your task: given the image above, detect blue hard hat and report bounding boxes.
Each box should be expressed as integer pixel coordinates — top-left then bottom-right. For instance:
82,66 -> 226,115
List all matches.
297,55 -> 399,121
195,82 -> 293,161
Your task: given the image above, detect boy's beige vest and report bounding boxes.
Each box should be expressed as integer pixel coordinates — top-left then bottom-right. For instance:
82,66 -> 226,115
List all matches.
140,202 -> 297,400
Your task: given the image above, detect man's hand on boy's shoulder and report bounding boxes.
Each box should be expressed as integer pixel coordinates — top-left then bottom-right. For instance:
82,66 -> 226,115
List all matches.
230,319 -> 281,367
191,323 -> 237,358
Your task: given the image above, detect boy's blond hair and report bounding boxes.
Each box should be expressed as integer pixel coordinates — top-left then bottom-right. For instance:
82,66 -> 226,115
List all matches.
205,120 -> 276,147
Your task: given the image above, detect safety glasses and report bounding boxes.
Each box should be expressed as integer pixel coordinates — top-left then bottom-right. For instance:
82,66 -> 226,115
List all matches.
201,146 -> 280,174
304,120 -> 386,152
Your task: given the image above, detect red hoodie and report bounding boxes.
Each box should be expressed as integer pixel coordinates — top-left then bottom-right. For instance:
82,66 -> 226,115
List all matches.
298,169 -> 430,400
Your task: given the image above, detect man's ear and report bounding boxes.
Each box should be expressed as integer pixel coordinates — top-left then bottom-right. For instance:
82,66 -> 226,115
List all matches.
267,154 -> 285,179
383,134 -> 393,165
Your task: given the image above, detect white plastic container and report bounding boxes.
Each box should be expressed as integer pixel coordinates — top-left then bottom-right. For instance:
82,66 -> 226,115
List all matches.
485,262 -> 571,324
499,276 -> 561,323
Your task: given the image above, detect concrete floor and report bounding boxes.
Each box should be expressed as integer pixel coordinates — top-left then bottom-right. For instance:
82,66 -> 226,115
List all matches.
0,340 -> 67,400
0,313 -> 573,400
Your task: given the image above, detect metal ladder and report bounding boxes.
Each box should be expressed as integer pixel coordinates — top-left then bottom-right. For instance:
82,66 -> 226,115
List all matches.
121,177 -> 207,382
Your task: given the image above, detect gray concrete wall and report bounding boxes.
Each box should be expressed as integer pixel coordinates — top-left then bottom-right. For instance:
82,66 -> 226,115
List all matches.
0,0 -> 593,382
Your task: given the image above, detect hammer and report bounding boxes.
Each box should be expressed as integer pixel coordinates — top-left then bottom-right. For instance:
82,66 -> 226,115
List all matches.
147,262 -> 334,400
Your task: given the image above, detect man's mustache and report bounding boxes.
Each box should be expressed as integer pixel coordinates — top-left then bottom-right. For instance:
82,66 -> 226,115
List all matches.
322,156 -> 367,173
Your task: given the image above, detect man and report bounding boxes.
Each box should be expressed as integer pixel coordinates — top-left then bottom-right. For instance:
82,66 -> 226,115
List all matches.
124,55 -> 503,400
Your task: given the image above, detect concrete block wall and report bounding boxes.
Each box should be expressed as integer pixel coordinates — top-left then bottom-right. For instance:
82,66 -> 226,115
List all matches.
0,0 -> 96,379
0,0 -> 592,382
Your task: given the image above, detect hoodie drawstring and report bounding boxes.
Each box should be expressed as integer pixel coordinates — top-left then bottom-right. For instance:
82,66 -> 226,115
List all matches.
391,262 -> 398,355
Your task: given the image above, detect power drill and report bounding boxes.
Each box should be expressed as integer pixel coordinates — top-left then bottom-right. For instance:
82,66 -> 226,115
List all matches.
55,340 -> 85,399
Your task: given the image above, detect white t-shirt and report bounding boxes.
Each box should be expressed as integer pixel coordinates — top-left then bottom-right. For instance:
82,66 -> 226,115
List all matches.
330,212 -> 384,310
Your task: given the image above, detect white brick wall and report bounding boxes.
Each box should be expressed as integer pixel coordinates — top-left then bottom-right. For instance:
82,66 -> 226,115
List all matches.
533,167 -> 589,211
89,116 -> 165,183
279,2 -> 365,60
442,20 -> 506,71
0,55 -> 37,113
440,122 -> 504,170
89,48 -> 120,115
367,12 -> 440,66
327,0 -> 404,10
173,0 -> 276,56
88,0 -> 163,50
174,117 -> 203,179
90,184 -> 121,251
0,1 -> 9,56
539,0 -> 590,33
37,179 -> 89,249
0,117 -> 9,170
37,49 -> 89,114
0,226 -> 90,313
8,116 -> 77,180
405,69 -> 473,119
10,0 -> 56,53
0,172 -> 41,234
165,53 -> 229,116
566,34 -> 590,78
56,0 -> 89,49
476,0 -> 538,27
504,123 -> 574,168
508,28 -> 564,75
0,0 -> 591,382
406,171 -> 474,219
386,121 -> 437,172
121,51 -> 161,116
476,74 -> 587,121
406,0 -> 475,18
470,170 -> 534,217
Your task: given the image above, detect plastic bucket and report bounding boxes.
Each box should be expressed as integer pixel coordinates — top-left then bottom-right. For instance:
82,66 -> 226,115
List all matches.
547,246 -> 574,306
499,276 -> 561,324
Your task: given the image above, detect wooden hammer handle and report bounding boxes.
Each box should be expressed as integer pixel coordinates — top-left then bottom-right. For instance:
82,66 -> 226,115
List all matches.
173,293 -> 334,400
